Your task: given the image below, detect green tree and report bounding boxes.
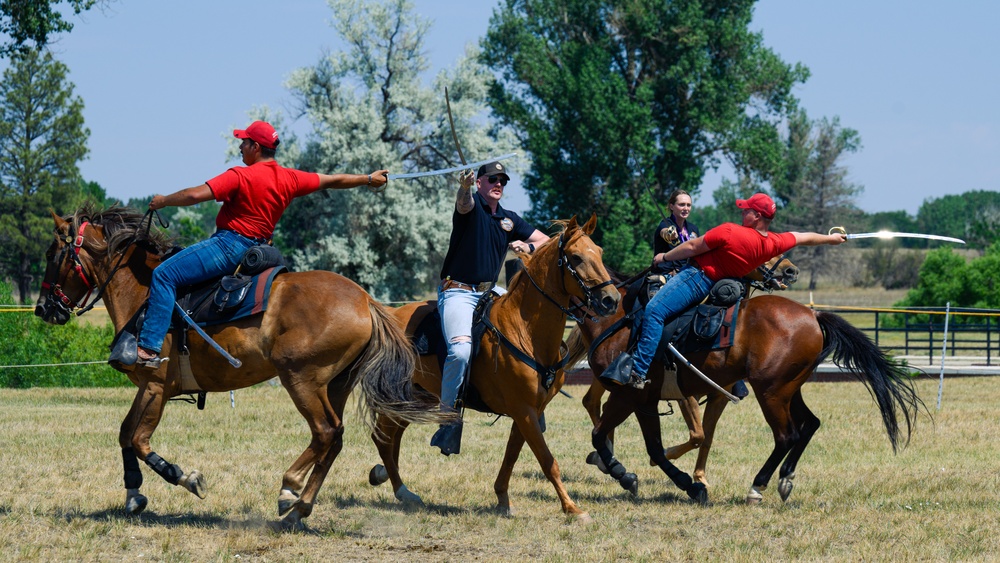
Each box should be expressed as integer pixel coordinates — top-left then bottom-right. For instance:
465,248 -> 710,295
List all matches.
481,0 -> 807,269
0,1 -> 102,57
0,48 -> 89,303
915,191 -> 1000,250
274,0 -> 518,300
771,111 -> 862,290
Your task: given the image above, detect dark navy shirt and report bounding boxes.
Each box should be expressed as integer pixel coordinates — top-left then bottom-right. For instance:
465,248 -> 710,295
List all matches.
652,215 -> 699,274
440,191 -> 535,284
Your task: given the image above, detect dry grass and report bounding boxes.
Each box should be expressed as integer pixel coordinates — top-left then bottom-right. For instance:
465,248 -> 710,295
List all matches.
2,377 -> 999,561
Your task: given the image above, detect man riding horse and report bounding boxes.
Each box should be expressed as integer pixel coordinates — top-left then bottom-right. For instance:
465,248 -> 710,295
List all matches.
431,161 -> 549,454
607,192 -> 848,389
135,120 -> 388,367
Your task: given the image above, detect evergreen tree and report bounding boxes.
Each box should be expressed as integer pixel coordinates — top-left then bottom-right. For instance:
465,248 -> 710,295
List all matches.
771,110 -> 862,290
0,1 -> 101,57
0,48 -> 89,303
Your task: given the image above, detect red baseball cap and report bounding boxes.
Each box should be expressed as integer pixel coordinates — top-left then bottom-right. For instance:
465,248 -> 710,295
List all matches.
233,120 -> 279,149
735,193 -> 777,219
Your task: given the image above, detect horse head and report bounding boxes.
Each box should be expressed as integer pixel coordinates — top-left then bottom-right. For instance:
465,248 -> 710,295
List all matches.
35,211 -> 104,325
35,205 -> 170,325
548,214 -> 620,317
749,254 -> 800,290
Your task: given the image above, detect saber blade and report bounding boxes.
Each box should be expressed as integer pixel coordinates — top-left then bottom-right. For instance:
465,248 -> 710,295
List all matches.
846,231 -> 966,245
387,152 -> 518,181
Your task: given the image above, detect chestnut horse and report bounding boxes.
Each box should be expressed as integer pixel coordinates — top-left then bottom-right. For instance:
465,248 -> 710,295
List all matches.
367,215 -> 619,521
35,205 -> 444,530
569,255 -> 800,487
566,265 -> 922,504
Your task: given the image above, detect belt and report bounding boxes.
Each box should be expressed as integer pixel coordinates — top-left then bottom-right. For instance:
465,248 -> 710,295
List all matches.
219,229 -> 271,245
441,279 -> 493,292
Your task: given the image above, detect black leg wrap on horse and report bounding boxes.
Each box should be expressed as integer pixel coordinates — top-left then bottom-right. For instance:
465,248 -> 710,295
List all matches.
122,447 -> 143,490
607,458 -> 627,480
656,458 -> 693,490
144,451 -> 182,485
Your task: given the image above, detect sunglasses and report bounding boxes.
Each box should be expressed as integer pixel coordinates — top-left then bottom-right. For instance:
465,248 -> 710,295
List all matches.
487,175 -> 508,187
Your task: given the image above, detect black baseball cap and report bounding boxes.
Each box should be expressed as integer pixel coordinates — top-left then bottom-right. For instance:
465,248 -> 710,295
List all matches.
476,161 -> 509,180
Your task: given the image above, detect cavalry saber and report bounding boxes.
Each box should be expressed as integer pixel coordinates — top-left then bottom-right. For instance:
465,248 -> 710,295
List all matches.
386,153 -> 518,181
445,86 -> 467,166
829,226 -> 965,245
174,303 -> 242,368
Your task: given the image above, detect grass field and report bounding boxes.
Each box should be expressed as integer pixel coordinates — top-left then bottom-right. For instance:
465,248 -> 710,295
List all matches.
2,376 -> 999,561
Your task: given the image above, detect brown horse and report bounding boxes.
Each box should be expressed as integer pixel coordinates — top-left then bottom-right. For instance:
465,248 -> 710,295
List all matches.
565,264 -> 922,504
570,255 -> 800,486
34,205 -> 444,530
367,215 -> 619,521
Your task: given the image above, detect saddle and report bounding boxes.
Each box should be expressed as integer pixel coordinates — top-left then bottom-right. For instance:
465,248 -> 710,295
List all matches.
411,291 -> 498,415
107,245 -> 287,371
615,276 -> 747,366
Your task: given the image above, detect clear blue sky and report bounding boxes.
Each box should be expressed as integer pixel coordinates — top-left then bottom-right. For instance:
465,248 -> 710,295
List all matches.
32,1 -> 1000,216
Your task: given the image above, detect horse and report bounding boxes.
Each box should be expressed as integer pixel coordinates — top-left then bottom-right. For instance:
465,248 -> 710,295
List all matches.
565,260 -> 923,504
367,215 -> 619,522
34,204 -> 445,530
569,255 -> 800,487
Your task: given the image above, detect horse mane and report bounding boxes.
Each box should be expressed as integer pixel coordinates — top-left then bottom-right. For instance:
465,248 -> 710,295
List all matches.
68,202 -> 175,256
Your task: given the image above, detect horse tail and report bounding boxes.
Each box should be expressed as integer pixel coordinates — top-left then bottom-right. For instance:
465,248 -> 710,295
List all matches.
815,311 -> 925,452
565,325 -> 589,369
356,300 -> 446,433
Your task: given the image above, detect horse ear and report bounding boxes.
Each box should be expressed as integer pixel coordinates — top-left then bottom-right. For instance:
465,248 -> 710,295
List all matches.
51,210 -> 68,230
582,213 -> 597,235
567,215 -> 579,232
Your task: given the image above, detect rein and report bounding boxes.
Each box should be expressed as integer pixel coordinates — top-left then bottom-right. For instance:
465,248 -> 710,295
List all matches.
44,209 -> 167,316
482,230 -> 613,389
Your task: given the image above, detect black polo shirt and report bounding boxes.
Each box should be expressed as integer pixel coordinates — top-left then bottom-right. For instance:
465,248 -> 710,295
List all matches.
652,216 -> 699,274
440,191 -> 535,284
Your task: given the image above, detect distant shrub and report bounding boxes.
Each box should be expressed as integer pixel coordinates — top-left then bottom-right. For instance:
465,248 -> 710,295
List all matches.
0,282 -> 128,388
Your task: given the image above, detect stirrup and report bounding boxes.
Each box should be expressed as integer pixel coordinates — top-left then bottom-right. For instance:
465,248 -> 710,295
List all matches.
137,355 -> 169,368
629,371 -> 648,390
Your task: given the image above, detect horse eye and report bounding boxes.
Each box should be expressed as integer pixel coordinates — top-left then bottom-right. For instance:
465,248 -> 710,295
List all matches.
569,254 -> 584,267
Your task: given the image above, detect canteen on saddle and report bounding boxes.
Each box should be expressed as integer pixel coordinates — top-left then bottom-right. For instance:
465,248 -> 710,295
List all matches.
107,244 -> 286,370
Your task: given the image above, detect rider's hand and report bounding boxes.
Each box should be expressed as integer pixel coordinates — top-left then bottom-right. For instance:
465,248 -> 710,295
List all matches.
459,169 -> 475,190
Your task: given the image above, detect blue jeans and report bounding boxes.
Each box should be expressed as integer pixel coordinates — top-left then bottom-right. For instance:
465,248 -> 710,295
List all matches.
138,230 -> 255,354
436,285 -> 507,409
631,265 -> 715,377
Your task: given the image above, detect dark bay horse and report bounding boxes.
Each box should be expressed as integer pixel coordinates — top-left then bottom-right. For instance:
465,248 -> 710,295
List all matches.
566,264 -> 923,504
367,215 -> 619,521
35,205 -> 444,530
570,255 -> 800,487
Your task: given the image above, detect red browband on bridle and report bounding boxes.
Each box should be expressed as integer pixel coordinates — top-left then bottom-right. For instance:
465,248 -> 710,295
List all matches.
41,221 -> 95,311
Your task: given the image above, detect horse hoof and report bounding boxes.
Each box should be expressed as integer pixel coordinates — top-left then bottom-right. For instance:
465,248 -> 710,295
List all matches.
278,509 -> 306,532
778,474 -> 795,502
178,470 -> 207,499
570,511 -> 594,525
125,489 -> 147,515
688,483 -> 708,505
746,485 -> 765,504
620,472 -> 638,496
394,484 -> 424,505
278,488 -> 300,516
369,464 -> 389,486
495,504 -> 515,518
585,451 -> 609,474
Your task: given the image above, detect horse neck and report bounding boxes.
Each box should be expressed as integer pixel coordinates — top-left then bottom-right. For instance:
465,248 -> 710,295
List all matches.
87,246 -> 155,332
496,245 -> 572,358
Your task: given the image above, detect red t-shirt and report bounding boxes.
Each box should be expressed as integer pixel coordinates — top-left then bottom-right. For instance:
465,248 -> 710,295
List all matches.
207,161 -> 321,239
692,223 -> 797,281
